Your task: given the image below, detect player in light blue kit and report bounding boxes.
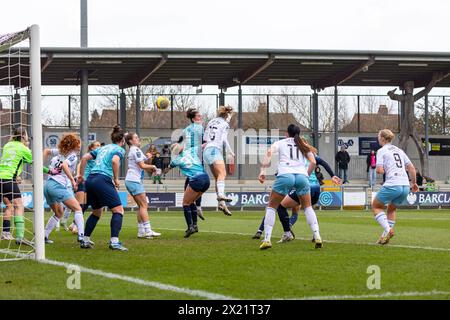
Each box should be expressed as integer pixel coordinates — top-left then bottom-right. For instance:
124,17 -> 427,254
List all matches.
78,125 -> 128,251
182,108 -> 205,220
164,142 -> 210,238
75,141 -> 100,213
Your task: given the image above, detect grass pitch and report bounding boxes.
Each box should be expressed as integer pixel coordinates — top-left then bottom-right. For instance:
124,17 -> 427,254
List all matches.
0,209 -> 449,300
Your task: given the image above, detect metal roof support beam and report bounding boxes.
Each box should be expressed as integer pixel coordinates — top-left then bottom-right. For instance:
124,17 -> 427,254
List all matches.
405,71 -> 450,89
80,69 -> 89,154
119,90 -> 127,177
219,90 -> 225,106
219,55 -> 275,89
312,56 -> 375,91
13,91 -> 21,128
41,54 -> 53,72
119,55 -> 168,89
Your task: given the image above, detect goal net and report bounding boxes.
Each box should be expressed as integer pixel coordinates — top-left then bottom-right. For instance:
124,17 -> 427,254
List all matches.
0,26 -> 44,261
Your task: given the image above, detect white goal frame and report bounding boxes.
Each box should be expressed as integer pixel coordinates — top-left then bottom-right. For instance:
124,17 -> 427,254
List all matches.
29,24 -> 44,261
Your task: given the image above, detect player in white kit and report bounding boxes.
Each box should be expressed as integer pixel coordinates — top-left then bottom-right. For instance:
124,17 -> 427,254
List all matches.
43,133 -> 87,247
203,106 -> 235,216
258,124 -> 319,250
372,129 -> 418,245
125,132 -> 161,239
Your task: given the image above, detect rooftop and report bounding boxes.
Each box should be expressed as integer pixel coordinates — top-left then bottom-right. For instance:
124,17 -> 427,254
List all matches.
2,47 -> 450,89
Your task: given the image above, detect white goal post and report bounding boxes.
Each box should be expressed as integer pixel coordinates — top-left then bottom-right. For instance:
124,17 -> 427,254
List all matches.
29,24 -> 44,261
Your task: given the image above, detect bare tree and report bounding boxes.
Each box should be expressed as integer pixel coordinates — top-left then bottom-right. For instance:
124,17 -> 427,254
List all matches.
319,93 -> 351,132
387,72 -> 450,177
415,96 -> 450,135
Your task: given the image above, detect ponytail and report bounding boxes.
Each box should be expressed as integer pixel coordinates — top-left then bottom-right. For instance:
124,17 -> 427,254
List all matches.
287,124 -> 315,156
294,134 -> 312,157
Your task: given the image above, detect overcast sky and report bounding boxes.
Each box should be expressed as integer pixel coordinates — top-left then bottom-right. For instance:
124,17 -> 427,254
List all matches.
1,0 -> 450,95
1,0 -> 449,51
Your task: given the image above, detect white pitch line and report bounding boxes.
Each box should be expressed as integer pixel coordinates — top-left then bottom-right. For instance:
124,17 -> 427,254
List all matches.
290,290 -> 450,300
40,258 -> 237,300
3,247 -> 448,301
346,216 -> 450,221
155,228 -> 450,252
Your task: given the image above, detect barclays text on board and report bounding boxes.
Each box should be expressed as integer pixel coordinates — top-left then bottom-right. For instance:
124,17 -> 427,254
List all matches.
403,192 -> 450,206
14,191 -> 450,210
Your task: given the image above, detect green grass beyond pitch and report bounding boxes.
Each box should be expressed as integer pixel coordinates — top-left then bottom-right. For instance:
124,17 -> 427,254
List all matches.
0,209 -> 449,300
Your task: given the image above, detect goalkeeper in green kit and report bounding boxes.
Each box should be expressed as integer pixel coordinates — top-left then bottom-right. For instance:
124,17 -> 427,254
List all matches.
0,127 -> 34,246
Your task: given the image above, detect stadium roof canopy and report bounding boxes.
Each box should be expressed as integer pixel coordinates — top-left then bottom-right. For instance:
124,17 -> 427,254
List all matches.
2,47 -> 450,90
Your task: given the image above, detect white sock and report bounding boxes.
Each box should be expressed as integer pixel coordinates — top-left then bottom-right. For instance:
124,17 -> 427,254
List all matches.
143,221 -> 151,233
73,211 -> 84,237
388,220 -> 396,228
45,215 -> 59,238
263,207 -> 276,241
304,206 -> 321,239
110,237 -> 119,244
375,212 -> 391,233
138,222 -> 144,234
217,180 -> 225,198
61,207 -> 71,224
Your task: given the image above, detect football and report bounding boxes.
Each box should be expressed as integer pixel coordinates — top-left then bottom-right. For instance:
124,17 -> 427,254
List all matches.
155,96 -> 170,110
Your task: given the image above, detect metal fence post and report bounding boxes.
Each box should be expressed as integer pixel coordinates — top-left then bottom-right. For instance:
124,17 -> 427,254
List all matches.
312,91 -> 319,149
68,94 -> 72,128
443,96 -> 446,134
135,86 -> 141,136
357,95 -> 360,133
170,94 -> 174,130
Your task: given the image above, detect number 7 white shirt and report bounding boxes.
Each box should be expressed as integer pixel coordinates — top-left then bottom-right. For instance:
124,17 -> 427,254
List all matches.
376,143 -> 411,186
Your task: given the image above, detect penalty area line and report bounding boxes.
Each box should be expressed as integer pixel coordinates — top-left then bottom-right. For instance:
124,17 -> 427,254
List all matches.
40,258 -> 237,300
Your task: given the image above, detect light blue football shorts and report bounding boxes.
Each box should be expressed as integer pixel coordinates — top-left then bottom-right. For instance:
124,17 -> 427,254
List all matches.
375,185 -> 410,206
272,173 -> 310,196
203,147 -> 224,165
125,180 -> 146,196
